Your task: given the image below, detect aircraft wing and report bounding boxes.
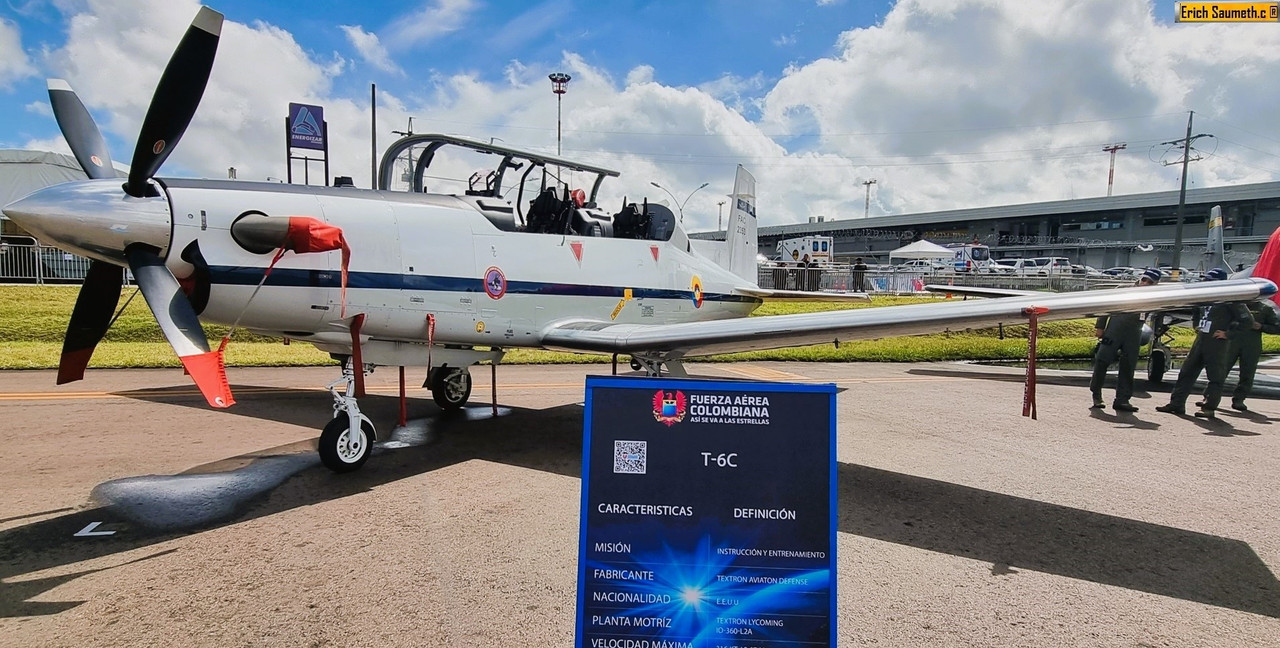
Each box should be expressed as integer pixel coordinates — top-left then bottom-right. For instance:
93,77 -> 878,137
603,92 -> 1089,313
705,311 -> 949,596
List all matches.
540,278 -> 1276,358
922,284 -> 1042,298
733,287 -> 870,302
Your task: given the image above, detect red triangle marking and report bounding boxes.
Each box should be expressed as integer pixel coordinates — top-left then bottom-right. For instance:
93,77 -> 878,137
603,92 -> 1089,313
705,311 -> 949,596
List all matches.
570,241 -> 583,263
650,246 -> 659,262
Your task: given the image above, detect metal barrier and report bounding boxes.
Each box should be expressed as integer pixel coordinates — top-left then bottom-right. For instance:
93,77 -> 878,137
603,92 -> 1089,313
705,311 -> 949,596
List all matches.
0,240 -> 93,284
757,264 -> 1131,294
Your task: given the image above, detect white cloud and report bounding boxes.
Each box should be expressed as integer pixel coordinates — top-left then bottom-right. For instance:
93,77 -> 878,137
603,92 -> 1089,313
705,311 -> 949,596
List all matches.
25,101 -> 51,117
25,0 -> 1280,230
0,18 -> 37,89
382,0 -> 478,51
625,65 -> 654,86
340,25 -> 402,75
758,0 -> 1280,217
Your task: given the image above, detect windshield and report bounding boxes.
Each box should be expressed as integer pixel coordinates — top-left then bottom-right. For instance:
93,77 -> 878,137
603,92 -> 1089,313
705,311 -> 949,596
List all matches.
970,247 -> 990,261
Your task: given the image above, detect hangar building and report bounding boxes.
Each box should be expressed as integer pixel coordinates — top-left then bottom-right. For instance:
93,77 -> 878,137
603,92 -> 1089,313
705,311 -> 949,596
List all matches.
694,180 -> 1280,271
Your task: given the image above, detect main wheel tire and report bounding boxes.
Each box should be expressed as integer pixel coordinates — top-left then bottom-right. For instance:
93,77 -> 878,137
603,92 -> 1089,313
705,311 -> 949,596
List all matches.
1148,346 -> 1168,384
319,413 -> 373,473
431,367 -> 472,410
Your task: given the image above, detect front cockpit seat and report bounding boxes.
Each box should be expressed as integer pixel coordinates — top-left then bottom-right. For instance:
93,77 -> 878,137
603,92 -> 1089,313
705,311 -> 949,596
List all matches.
526,187 -> 572,234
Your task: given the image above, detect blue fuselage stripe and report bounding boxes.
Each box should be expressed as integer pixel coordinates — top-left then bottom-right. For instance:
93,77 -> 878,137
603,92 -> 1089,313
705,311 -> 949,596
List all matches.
207,266 -> 759,303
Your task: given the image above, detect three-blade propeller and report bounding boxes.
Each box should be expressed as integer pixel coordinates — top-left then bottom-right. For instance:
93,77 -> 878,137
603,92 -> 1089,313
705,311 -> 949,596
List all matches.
48,6 -> 232,408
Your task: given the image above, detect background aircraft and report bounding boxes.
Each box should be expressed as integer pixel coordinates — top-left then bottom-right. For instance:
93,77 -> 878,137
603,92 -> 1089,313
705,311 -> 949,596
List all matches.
4,6 -> 1277,472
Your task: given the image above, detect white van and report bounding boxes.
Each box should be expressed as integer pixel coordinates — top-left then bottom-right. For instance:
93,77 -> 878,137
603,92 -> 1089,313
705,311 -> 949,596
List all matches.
946,243 -> 991,273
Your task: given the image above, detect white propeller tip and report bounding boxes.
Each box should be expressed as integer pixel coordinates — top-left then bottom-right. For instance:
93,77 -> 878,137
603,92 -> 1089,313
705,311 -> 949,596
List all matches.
193,6 -> 224,37
47,78 -> 73,92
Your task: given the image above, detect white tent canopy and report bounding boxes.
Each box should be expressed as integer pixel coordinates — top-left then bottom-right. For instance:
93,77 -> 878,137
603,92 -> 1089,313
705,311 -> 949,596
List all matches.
888,239 -> 954,260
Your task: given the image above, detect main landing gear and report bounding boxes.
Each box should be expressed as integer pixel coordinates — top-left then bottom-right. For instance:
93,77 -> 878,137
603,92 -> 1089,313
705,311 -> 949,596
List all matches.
430,366 -> 473,411
319,359 -> 376,473
629,356 -> 687,377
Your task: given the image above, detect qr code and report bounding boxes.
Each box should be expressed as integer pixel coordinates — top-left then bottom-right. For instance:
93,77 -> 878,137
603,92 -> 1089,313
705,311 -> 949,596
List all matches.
613,440 -> 647,474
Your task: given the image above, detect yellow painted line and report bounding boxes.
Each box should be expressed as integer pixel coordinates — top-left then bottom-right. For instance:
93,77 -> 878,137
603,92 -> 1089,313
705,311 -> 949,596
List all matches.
717,366 -> 808,381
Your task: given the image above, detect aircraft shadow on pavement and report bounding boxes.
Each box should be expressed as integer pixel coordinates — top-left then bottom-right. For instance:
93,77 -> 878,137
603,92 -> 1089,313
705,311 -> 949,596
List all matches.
2,401 -> 1277,619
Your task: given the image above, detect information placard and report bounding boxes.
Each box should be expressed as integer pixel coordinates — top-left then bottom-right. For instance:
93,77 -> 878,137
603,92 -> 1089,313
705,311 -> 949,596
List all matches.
576,376 -> 837,648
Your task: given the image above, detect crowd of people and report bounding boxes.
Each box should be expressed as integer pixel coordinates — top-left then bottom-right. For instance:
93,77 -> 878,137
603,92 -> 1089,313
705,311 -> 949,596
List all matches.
1090,267 -> 1279,419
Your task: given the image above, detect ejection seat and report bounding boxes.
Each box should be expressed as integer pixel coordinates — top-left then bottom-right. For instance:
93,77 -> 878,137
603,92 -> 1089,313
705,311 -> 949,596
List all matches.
525,187 -> 573,234
612,202 -> 651,239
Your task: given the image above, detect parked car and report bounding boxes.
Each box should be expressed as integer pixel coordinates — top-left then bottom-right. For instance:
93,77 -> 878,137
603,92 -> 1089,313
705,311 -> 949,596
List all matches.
984,259 -> 1015,274
1008,257 -> 1072,276
1102,266 -> 1138,279
1071,264 -> 1105,278
895,259 -> 951,273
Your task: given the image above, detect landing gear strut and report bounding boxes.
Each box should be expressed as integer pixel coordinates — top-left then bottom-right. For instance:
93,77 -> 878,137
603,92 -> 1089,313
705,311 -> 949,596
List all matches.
319,359 -> 376,473
431,366 -> 473,411
1146,313 -> 1173,385
629,356 -> 687,377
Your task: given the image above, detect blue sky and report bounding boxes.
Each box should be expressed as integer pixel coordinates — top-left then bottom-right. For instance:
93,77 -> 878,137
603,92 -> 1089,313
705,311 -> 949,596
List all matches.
1,1 -> 1278,230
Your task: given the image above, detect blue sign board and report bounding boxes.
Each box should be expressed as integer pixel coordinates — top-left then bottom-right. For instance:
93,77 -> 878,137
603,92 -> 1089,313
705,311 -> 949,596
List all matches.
577,376 -> 837,648
288,102 -> 325,151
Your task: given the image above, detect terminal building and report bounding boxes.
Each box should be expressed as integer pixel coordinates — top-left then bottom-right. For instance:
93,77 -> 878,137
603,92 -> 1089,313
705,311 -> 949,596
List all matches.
694,181 -> 1280,271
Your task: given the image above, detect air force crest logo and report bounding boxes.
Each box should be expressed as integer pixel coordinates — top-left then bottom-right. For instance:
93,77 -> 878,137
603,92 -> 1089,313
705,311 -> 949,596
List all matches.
652,389 -> 687,426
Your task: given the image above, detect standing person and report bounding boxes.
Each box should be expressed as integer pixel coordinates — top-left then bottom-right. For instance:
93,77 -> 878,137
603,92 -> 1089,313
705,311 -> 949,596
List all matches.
1090,268 -> 1161,411
1156,268 -> 1252,419
852,257 -> 869,292
1224,299 -> 1280,411
801,254 -> 814,291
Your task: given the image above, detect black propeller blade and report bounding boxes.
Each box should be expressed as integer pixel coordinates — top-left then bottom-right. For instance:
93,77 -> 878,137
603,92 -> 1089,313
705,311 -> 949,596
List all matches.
125,245 -> 234,408
126,246 -> 211,358
124,6 -> 223,197
47,79 -> 116,180
56,261 -> 123,384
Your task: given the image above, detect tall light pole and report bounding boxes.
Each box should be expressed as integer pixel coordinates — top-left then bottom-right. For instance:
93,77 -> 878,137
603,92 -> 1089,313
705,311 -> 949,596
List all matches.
1102,143 -> 1126,197
651,181 -> 708,222
717,200 -> 727,232
862,178 -> 877,218
1161,111 -> 1212,270
548,72 -> 571,156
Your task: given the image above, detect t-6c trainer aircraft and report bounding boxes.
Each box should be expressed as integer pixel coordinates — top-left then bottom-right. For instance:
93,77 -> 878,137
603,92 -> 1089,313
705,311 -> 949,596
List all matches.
4,6 -> 1277,472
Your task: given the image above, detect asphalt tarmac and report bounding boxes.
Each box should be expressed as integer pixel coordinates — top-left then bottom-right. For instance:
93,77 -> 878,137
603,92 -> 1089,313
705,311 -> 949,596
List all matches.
1,361 -> 1279,647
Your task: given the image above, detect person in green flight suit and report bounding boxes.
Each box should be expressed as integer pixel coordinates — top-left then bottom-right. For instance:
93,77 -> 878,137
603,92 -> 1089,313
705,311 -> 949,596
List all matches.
1090,268 -> 1162,411
1223,299 -> 1280,411
1156,268 -> 1253,420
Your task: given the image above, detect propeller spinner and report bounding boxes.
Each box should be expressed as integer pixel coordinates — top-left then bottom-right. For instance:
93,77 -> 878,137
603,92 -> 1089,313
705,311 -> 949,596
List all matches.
3,6 -> 232,408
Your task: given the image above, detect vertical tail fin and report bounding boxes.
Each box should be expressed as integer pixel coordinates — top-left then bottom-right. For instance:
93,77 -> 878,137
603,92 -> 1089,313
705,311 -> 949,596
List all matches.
723,165 -> 758,283
1206,205 -> 1230,274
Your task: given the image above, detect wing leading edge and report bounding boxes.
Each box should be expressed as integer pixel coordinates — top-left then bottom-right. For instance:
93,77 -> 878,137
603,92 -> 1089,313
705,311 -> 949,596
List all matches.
540,278 -> 1277,358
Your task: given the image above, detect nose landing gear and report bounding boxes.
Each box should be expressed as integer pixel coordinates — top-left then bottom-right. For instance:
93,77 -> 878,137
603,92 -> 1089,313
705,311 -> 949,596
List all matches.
319,359 -> 376,473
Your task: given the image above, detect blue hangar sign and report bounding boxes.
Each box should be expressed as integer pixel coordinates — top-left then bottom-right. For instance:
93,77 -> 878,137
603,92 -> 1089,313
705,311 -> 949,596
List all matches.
288,102 -> 325,150
577,375 -> 837,648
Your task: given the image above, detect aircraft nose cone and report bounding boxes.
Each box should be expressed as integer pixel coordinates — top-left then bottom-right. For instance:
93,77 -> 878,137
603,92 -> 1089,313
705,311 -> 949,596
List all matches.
2,179 -> 171,264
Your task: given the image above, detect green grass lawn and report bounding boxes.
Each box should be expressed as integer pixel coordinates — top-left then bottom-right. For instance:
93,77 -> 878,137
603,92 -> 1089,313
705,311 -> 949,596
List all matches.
0,285 -> 1247,370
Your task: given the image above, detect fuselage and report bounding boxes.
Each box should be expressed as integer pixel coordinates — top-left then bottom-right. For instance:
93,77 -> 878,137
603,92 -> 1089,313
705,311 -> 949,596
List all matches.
7,178 -> 762,358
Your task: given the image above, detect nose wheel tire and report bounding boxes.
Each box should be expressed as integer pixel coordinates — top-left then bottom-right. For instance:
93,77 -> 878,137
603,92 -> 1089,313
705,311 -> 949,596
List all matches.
431,367 -> 472,411
319,413 -> 373,473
